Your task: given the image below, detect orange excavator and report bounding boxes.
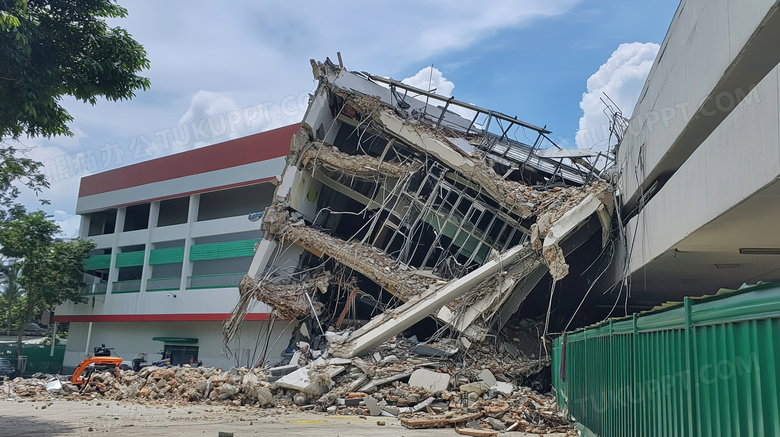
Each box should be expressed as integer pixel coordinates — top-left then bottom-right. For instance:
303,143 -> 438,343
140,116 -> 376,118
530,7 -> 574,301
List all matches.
71,344 -> 122,391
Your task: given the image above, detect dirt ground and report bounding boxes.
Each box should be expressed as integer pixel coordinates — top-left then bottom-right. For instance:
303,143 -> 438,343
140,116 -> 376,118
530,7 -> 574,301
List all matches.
0,398 -> 572,437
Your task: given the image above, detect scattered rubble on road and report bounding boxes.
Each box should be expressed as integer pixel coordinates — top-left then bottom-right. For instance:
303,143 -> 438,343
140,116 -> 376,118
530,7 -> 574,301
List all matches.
4,329 -> 572,435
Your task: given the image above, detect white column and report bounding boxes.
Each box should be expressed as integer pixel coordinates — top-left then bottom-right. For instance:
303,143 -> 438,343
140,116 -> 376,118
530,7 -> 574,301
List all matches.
139,202 -> 159,293
105,208 -> 126,296
78,215 -> 90,239
84,321 -> 93,359
180,195 -> 200,291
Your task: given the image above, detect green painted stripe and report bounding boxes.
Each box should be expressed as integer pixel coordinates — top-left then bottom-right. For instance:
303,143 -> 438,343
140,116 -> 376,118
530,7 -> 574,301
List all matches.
149,247 -> 184,265
84,254 -> 111,270
189,239 -> 260,261
115,251 -> 145,267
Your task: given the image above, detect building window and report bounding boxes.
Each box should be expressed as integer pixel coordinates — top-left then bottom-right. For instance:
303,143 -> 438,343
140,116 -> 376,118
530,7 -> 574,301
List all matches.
124,204 -> 150,232
82,248 -> 111,294
158,197 -> 189,227
197,184 -> 275,222
114,245 -> 145,293
148,240 -> 185,292
87,209 -> 117,236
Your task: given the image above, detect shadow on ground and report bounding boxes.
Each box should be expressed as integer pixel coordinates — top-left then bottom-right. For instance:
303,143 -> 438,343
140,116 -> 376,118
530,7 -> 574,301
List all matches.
0,411 -> 78,437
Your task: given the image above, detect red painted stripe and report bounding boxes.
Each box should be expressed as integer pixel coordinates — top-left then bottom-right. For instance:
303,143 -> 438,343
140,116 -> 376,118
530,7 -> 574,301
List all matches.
52,313 -> 272,323
78,124 -> 298,197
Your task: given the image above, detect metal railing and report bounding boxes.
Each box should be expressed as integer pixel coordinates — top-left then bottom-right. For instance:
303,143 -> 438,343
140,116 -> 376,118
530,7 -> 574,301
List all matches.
80,281 -> 108,295
111,279 -> 142,293
146,277 -> 181,292
186,273 -> 244,289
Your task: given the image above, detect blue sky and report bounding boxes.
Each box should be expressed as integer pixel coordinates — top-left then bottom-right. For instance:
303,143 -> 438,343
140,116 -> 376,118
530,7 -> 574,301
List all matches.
12,0 -> 680,236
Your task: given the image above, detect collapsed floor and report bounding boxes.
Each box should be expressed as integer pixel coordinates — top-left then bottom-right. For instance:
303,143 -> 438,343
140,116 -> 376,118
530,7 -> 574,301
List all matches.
221,58 -> 619,432
231,57 -> 616,358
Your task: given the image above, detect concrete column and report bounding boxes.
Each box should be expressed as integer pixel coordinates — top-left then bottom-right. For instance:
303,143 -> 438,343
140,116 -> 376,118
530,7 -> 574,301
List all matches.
78,215 -> 90,239
180,195 -> 200,291
105,208 -> 126,296
140,202 -> 160,293
247,239 -> 278,277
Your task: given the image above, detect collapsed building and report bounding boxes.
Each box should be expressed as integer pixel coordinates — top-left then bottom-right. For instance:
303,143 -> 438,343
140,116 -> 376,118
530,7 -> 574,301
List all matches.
232,58 -> 616,364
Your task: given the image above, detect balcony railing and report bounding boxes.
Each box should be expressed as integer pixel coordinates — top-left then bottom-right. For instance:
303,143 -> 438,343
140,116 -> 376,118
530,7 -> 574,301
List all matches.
112,279 -> 142,293
146,277 -> 181,292
80,281 -> 108,295
186,273 -> 245,289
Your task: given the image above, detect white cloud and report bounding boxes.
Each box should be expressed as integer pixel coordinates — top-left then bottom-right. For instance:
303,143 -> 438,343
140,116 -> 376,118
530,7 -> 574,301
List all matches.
402,66 -> 479,122
402,66 -> 455,96
575,42 -> 659,151
52,209 -> 81,239
179,91 -> 243,127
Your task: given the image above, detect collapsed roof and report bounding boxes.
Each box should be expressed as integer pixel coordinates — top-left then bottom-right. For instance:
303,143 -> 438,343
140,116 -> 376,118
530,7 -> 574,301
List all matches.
231,58 -> 615,359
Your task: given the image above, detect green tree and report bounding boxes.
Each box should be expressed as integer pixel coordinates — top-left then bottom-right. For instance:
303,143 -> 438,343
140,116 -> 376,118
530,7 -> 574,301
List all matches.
0,211 -> 94,356
0,261 -> 23,335
0,0 -> 150,210
0,0 -> 151,139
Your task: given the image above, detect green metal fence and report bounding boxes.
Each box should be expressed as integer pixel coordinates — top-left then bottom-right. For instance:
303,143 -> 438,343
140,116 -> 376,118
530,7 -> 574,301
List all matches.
0,343 -> 66,376
553,282 -> 780,437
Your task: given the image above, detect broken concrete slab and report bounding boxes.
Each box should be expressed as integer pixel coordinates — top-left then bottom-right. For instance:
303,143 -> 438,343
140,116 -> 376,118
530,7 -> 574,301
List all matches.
274,366 -> 344,396
455,427 -> 498,436
400,411 -> 484,429
493,381 -> 514,397
412,344 -> 457,357
478,369 -> 497,388
381,405 -> 400,416
365,395 -> 381,416
459,381 -> 490,395
408,368 -> 449,393
358,370 -> 412,392
330,244 -> 536,358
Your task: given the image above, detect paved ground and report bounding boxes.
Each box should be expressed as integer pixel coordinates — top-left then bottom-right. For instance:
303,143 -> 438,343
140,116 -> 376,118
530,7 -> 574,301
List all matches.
0,398 -> 572,437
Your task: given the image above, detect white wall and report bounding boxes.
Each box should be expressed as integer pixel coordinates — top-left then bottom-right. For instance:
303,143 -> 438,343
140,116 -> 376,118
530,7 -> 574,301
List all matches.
618,0 -> 779,200
57,287 -> 273,317
63,319 -> 296,370
624,63 -> 780,274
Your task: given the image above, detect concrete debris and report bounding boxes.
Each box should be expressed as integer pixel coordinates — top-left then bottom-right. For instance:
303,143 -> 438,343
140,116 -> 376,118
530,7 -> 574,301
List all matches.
456,427 -> 498,436
259,203 -> 441,302
239,272 -> 330,319
301,141 -> 422,179
4,333 -> 570,434
408,368 -> 449,393
478,369 -> 497,388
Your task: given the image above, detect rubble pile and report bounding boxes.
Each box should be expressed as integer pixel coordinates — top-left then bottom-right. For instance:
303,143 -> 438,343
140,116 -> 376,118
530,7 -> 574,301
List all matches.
3,376 -> 55,399
5,334 -> 571,434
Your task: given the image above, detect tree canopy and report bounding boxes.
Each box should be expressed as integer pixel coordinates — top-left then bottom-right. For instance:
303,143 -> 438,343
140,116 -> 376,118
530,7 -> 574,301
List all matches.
0,210 -> 94,354
0,0 -> 151,139
0,262 -> 22,336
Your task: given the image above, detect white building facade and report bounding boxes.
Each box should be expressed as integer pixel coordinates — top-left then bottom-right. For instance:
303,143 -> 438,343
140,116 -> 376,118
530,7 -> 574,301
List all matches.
55,125 -> 299,370
599,0 -> 780,310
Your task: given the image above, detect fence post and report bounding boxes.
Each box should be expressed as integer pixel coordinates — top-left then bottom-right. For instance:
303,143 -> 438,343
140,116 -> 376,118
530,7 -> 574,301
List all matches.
684,297 -> 696,436
633,313 -> 638,437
